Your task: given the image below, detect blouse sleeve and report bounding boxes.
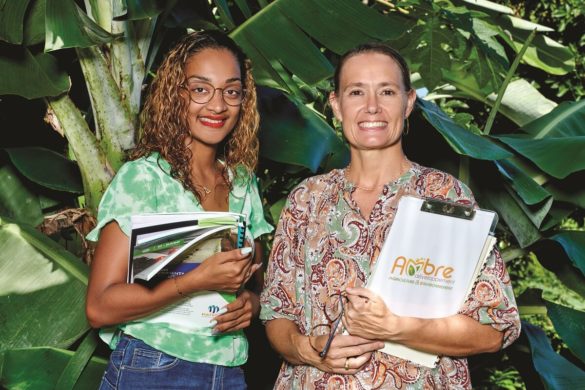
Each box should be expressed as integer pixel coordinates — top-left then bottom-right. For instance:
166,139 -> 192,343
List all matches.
260,183 -> 310,325
86,160 -> 159,241
246,174 -> 273,239
459,248 -> 521,348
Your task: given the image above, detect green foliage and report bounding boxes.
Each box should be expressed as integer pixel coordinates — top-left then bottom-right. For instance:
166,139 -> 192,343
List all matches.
498,0 -> 585,101
510,253 -> 585,312
0,346 -> 107,389
0,219 -> 89,351
483,366 -> 526,390
524,322 -> 585,389
0,0 -> 584,388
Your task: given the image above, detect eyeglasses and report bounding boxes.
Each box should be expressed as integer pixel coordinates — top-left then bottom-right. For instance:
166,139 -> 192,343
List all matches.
311,292 -> 346,358
181,80 -> 246,106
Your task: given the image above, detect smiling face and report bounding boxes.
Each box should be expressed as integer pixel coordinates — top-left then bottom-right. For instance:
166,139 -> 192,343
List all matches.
330,52 -> 416,152
182,48 -> 242,148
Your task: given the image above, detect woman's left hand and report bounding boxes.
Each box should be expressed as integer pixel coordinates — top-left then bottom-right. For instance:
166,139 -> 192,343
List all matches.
212,289 -> 259,334
342,287 -> 395,341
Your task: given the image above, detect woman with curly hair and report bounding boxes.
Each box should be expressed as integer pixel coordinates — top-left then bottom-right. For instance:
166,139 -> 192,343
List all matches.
86,30 -> 272,389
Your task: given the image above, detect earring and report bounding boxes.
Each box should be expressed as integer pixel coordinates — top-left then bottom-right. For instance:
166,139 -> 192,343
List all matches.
403,118 -> 410,136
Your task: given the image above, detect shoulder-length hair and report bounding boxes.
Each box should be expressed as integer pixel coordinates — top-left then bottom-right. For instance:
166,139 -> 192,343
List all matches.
130,30 -> 260,201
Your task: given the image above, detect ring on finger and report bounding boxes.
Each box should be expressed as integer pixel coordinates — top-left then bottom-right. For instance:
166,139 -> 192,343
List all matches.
344,357 -> 350,370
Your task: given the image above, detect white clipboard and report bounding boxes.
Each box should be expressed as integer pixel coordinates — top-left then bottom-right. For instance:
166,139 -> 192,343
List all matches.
366,195 -> 498,367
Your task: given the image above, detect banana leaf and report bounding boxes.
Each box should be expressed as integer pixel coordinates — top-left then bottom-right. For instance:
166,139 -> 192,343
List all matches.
231,0 -> 406,91
523,100 -> 585,139
549,231 -> 585,276
0,347 -> 107,390
479,185 -> 541,248
0,218 -> 89,350
455,0 -> 575,75
503,183 -> 553,229
0,161 -> 43,226
531,237 -> 585,298
434,77 -> 557,127
540,203 -> 577,232
523,321 -> 585,389
497,98 -> 585,180
5,147 -> 83,194
417,98 -> 512,160
55,330 -> 100,389
44,0 -> 116,51
504,20 -> 575,76
497,135 -> 585,179
545,302 -> 585,364
258,88 -> 348,172
495,158 -> 551,205
0,0 -> 31,44
545,172 -> 585,210
0,45 -> 69,99
114,0 -> 164,20
22,0 -> 45,46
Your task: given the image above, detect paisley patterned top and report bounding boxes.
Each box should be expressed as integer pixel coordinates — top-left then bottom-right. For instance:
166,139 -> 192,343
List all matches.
87,153 -> 272,366
260,163 -> 520,389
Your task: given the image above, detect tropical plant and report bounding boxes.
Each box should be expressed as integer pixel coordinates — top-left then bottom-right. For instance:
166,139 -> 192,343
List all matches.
0,0 -> 583,388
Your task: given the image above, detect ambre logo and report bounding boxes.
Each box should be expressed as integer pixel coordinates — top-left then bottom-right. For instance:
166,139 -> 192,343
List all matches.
208,305 -> 220,314
390,256 -> 454,280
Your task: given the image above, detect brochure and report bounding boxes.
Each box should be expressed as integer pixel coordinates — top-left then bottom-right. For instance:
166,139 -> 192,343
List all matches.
128,212 -> 249,333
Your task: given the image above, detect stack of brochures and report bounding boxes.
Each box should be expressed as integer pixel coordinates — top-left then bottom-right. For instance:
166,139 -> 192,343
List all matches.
366,196 -> 498,367
128,212 -> 248,333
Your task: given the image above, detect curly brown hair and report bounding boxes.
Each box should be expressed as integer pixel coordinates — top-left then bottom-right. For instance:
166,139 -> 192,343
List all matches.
130,30 -> 260,201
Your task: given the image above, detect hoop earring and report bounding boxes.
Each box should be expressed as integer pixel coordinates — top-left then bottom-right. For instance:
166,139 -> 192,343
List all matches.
403,118 -> 410,136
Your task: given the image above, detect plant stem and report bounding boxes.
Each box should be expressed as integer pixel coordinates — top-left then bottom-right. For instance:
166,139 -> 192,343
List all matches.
484,29 -> 537,136
458,156 -> 469,185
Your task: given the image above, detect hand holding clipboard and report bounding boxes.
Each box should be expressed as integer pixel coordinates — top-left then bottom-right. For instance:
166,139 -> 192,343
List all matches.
365,196 -> 498,367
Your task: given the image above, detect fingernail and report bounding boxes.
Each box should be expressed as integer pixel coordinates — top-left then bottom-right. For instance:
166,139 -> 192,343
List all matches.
215,308 -> 227,315
240,247 -> 252,255
208,320 -> 217,327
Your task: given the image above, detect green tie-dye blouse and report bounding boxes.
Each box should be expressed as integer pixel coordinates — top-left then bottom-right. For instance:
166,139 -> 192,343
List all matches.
87,153 -> 272,366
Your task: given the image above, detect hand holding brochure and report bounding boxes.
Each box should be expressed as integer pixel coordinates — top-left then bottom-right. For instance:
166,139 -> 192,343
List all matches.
128,212 -> 250,333
366,196 -> 498,367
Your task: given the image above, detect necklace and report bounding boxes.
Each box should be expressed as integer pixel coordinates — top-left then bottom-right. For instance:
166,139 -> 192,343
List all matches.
352,182 -> 385,191
346,158 -> 411,191
200,185 -> 212,195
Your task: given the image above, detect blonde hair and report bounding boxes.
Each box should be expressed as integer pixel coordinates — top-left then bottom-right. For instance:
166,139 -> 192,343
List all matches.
130,30 -> 259,201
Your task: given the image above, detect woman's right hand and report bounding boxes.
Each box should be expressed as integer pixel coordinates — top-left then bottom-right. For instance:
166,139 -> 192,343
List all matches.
303,334 -> 384,375
181,247 -> 257,293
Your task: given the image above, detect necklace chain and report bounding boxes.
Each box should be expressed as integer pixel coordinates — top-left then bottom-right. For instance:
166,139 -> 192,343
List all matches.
194,161 -> 222,196
346,159 -> 411,191
351,182 -> 385,191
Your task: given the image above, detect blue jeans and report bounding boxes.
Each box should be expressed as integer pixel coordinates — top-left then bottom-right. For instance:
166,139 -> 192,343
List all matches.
99,334 -> 247,389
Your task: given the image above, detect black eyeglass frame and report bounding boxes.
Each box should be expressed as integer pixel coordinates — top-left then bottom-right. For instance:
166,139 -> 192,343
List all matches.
318,292 -> 346,358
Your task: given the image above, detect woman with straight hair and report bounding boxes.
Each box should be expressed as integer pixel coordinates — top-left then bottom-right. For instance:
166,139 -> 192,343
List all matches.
260,42 -> 520,389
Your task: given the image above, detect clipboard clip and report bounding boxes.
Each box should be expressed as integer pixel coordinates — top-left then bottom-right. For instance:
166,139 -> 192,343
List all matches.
421,198 -> 475,220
